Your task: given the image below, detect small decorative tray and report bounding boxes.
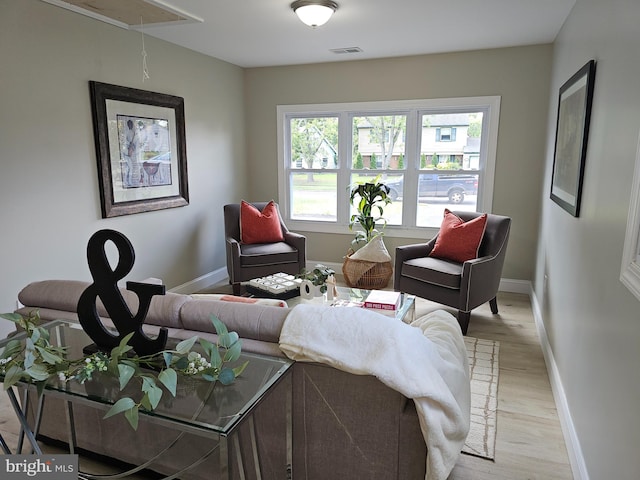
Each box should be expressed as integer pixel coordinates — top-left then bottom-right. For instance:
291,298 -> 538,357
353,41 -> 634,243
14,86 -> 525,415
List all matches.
246,273 -> 302,300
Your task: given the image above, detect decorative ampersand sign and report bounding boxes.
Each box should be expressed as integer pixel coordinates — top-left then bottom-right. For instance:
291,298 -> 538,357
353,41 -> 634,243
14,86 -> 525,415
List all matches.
77,229 -> 168,356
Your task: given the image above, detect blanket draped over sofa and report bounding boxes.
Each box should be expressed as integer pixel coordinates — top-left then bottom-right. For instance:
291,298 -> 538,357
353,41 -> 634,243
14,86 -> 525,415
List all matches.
279,305 -> 470,480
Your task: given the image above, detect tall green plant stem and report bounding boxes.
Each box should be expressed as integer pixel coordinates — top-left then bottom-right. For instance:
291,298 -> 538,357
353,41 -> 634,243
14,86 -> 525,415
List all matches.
348,175 -> 392,247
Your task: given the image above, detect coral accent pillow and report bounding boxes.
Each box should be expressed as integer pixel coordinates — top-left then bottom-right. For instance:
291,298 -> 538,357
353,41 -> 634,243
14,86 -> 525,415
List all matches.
240,201 -> 285,244
429,209 -> 488,263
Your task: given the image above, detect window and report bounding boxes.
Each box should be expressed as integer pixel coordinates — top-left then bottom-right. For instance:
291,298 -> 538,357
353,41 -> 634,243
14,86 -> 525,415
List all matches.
277,97 -> 500,238
436,127 -> 456,142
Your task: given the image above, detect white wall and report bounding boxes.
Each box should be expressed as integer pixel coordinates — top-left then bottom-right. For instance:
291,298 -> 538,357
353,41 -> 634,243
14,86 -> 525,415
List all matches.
0,0 -> 246,337
535,0 -> 640,478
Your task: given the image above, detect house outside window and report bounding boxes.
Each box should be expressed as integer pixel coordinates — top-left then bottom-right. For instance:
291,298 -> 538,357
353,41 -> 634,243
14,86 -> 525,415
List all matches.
277,97 -> 500,238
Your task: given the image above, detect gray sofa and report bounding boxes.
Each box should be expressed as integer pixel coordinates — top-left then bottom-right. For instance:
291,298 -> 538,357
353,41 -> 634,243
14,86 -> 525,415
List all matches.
14,280 -> 427,480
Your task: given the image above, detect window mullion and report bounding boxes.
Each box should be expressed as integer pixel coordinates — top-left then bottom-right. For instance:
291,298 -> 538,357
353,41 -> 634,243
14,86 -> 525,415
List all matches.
402,110 -> 420,227
337,112 -> 351,224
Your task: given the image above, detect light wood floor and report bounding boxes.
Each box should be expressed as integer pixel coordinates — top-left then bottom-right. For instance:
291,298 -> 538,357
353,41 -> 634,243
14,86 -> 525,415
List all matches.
0,290 -> 572,479
438,292 -> 573,479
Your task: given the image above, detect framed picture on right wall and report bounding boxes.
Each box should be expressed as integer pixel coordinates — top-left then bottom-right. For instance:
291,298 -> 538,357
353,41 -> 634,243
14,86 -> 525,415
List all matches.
550,60 -> 596,217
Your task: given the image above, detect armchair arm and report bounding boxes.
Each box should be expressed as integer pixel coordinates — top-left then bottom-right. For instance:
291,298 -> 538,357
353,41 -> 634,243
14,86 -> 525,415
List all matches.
283,231 -> 306,266
394,238 -> 437,288
395,238 -> 437,264
460,254 -> 502,311
225,237 -> 242,282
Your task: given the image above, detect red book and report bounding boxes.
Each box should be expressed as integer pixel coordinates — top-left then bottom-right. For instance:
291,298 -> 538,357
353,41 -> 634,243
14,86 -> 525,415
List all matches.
364,290 -> 401,311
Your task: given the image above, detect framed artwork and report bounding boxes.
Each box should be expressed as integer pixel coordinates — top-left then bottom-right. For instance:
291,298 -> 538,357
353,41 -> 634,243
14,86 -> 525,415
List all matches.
620,130 -> 640,302
89,81 -> 189,218
550,60 -> 596,217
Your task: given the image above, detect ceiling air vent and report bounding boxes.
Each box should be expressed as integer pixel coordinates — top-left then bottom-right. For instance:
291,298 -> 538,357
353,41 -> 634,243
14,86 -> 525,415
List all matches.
330,47 -> 363,55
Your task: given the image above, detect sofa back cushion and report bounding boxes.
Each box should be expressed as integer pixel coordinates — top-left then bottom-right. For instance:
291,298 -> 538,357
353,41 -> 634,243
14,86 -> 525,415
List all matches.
179,299 -> 289,344
18,280 -> 188,329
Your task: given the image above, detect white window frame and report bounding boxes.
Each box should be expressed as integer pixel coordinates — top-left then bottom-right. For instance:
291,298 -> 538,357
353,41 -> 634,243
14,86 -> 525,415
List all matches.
276,96 -> 501,239
620,130 -> 640,301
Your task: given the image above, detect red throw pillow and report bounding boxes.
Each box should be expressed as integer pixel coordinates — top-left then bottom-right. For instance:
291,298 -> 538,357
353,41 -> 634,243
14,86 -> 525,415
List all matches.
429,209 -> 487,263
240,201 -> 285,244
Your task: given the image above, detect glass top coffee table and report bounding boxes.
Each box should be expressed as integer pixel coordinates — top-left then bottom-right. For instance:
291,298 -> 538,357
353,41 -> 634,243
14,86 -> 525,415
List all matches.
290,286 -> 416,324
0,320 -> 293,480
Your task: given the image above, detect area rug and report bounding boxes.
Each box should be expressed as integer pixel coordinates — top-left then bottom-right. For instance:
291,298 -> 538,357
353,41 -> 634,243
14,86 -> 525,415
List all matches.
462,336 -> 499,460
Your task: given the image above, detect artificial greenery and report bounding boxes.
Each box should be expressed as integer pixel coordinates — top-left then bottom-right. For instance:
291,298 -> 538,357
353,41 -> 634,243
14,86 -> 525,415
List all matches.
297,264 -> 335,293
348,174 -> 392,247
0,310 -> 247,430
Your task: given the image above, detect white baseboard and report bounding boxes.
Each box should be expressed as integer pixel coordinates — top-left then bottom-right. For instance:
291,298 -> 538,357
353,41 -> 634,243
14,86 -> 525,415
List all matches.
169,267 -> 228,295
529,287 -> 589,480
498,277 -> 531,294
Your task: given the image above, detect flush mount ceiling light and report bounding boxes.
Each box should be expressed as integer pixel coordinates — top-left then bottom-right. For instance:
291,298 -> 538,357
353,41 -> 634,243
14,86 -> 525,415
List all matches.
291,0 -> 338,28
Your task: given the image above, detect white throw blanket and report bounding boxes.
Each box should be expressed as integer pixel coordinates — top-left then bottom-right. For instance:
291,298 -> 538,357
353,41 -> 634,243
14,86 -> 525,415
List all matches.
279,305 -> 470,480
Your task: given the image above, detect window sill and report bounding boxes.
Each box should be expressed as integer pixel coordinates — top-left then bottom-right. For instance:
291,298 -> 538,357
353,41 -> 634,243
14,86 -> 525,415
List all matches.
285,221 -> 438,240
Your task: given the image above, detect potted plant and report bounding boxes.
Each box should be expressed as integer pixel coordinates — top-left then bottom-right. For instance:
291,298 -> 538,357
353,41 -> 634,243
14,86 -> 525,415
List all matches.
348,175 -> 392,248
343,175 -> 394,289
297,264 -> 335,294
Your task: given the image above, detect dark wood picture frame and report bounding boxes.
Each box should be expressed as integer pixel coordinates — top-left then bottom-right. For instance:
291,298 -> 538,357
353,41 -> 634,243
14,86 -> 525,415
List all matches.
89,81 -> 189,218
550,60 -> 596,217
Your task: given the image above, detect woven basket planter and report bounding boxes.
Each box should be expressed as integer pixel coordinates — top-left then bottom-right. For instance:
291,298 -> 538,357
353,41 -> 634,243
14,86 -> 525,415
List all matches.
342,255 -> 393,290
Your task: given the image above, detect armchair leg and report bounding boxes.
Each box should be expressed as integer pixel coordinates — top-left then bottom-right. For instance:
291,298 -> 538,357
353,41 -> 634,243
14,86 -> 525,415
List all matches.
457,311 -> 470,335
489,297 -> 498,314
232,283 -> 242,296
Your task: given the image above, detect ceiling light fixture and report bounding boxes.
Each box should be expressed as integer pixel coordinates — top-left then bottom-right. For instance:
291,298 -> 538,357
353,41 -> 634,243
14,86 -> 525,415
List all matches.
291,0 -> 338,28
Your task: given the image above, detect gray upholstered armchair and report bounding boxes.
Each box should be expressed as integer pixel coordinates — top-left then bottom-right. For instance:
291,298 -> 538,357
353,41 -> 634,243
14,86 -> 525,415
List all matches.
394,211 -> 511,334
224,202 -> 306,295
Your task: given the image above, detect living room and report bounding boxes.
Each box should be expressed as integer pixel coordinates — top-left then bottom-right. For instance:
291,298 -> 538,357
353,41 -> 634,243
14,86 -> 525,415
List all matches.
1,0 -> 639,479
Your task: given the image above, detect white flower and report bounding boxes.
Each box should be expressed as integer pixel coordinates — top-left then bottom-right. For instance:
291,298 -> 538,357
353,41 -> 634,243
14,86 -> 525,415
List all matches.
85,358 -> 92,364
58,372 -> 67,382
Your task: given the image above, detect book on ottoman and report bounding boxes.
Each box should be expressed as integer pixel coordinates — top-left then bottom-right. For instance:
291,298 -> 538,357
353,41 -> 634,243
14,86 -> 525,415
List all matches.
364,290 -> 401,313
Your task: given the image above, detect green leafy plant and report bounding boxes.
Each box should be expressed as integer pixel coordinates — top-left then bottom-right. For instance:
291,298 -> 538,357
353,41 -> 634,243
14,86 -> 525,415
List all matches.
297,264 -> 335,293
0,311 -> 247,430
348,174 -> 392,247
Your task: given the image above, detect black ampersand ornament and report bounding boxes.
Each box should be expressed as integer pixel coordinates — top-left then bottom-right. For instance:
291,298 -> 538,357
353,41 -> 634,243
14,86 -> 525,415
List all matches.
77,229 -> 168,356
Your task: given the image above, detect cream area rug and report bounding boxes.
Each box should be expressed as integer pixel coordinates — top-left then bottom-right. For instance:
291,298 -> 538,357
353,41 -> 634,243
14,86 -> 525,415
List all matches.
462,336 -> 499,460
